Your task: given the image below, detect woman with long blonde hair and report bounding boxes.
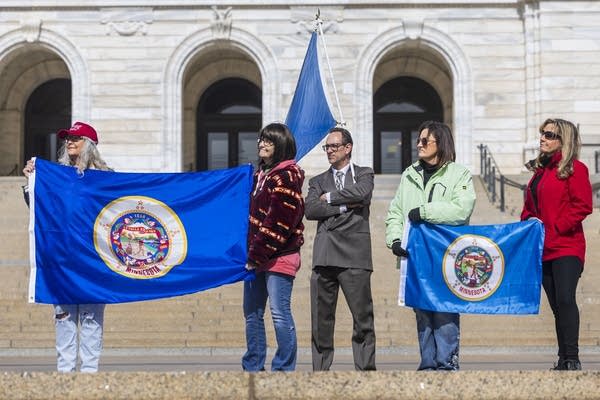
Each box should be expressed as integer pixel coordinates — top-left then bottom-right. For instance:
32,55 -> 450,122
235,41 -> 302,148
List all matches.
521,118 -> 593,370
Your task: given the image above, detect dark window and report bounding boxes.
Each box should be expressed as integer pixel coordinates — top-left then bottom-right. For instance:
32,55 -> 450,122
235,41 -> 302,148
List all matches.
373,77 -> 443,173
196,78 -> 262,171
24,79 -> 71,163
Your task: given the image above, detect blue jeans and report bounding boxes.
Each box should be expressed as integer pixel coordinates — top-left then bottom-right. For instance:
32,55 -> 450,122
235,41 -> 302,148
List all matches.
414,309 -> 459,371
54,304 -> 105,373
242,271 -> 297,371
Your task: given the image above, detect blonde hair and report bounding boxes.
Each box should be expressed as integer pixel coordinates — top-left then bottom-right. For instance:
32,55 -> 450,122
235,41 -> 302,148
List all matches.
57,137 -> 112,172
535,118 -> 580,179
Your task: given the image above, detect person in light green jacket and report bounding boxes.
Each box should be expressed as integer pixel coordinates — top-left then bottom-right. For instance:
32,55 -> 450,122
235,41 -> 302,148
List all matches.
385,121 -> 476,371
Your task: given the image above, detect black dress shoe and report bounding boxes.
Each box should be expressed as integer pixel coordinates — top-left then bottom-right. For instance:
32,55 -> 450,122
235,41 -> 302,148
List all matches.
563,360 -> 582,371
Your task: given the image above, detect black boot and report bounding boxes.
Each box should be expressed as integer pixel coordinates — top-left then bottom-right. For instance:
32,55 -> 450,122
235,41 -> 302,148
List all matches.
551,359 -> 566,370
563,359 -> 581,371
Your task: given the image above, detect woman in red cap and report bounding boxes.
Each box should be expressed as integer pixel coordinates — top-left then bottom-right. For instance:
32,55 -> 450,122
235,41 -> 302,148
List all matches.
23,121 -> 111,373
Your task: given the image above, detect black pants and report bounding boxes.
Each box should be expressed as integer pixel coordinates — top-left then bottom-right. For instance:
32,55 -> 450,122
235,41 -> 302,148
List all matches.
542,256 -> 583,361
310,266 -> 376,371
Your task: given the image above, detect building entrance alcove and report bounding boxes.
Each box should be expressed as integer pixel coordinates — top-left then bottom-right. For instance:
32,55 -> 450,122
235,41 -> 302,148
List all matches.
0,46 -> 71,175
180,44 -> 263,172
373,77 -> 443,173
370,43 -> 454,174
24,79 -> 72,163
196,78 -> 262,171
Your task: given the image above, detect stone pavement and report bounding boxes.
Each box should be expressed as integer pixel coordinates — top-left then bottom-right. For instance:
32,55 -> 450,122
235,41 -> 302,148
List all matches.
1,368 -> 600,400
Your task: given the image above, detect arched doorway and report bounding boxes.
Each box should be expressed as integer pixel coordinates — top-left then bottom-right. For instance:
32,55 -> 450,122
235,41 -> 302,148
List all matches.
196,78 -> 262,171
373,77 -> 443,173
24,78 -> 72,163
0,44 -> 73,175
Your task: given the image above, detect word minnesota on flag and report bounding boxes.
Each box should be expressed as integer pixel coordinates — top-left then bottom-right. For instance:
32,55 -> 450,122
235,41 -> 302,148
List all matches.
94,196 -> 187,279
399,220 -> 543,315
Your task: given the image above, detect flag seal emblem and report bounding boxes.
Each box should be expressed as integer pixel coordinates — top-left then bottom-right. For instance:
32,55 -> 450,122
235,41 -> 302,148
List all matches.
442,234 -> 504,301
93,196 -> 187,279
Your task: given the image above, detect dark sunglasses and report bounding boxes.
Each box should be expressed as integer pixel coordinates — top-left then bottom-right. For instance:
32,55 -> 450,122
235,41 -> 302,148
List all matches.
63,135 -> 83,142
417,137 -> 436,147
541,131 -> 561,141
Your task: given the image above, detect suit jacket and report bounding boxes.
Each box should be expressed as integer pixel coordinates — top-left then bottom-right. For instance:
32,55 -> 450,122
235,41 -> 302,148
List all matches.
305,164 -> 374,270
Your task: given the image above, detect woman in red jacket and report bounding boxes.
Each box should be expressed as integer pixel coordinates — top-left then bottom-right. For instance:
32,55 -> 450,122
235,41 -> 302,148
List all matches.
521,118 -> 593,370
242,123 -> 305,372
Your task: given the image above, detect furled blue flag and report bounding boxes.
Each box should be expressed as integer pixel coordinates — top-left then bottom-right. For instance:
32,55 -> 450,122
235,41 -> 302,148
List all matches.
398,220 -> 544,314
28,158 -> 254,304
285,31 -> 337,161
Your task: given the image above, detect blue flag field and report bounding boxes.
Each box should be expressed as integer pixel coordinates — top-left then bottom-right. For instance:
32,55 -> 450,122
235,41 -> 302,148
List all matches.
28,159 -> 254,304
285,31 -> 336,161
399,220 -> 544,314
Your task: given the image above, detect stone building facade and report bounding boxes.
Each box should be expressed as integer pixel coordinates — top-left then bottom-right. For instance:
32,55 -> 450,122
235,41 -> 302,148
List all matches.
0,1 -> 599,176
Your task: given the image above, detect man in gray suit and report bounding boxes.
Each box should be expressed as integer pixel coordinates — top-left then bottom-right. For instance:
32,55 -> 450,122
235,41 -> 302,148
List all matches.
305,127 -> 376,371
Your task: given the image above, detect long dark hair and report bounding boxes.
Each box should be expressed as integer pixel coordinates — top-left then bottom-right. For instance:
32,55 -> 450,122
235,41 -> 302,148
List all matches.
257,123 -> 297,169
417,120 -> 456,165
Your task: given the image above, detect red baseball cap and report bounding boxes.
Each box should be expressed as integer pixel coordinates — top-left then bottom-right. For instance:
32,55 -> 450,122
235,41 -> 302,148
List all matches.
57,121 -> 98,144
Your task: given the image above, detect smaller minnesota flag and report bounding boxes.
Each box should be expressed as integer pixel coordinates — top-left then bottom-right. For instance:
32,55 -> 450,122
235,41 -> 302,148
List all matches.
399,220 -> 544,314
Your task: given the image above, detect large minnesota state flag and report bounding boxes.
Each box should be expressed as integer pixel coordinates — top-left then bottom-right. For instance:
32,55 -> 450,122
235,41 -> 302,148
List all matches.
28,158 -> 254,304
399,220 -> 544,314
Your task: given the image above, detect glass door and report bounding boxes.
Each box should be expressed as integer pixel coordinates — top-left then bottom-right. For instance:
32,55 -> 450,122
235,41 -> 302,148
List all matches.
207,132 -> 229,170
196,78 -> 262,171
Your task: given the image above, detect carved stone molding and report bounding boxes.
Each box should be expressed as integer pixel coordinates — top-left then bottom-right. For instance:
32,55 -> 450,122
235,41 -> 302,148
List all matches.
294,20 -> 340,35
100,8 -> 153,36
290,7 -> 344,35
403,18 -> 424,40
20,18 -> 42,43
210,6 -> 232,39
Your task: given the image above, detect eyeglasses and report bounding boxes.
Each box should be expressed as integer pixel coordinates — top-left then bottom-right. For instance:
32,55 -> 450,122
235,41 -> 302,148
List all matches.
257,138 -> 274,147
541,131 -> 561,141
322,143 -> 346,152
64,135 -> 83,142
417,137 -> 436,147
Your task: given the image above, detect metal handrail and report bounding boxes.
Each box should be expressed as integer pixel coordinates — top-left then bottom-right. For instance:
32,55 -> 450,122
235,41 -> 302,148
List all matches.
478,144 -> 525,212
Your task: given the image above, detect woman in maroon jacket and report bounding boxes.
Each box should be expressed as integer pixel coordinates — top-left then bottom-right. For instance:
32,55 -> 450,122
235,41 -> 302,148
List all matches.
521,118 -> 593,370
242,123 -> 305,372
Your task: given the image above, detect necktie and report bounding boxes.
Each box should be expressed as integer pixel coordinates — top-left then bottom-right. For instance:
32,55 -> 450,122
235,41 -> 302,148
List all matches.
335,171 -> 344,190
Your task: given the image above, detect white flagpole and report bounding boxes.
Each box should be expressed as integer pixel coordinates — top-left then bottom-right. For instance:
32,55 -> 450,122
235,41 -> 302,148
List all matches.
315,9 -> 345,126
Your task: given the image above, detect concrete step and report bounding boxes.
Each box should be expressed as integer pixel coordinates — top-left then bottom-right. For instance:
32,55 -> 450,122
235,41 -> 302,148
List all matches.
0,177 -> 30,215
